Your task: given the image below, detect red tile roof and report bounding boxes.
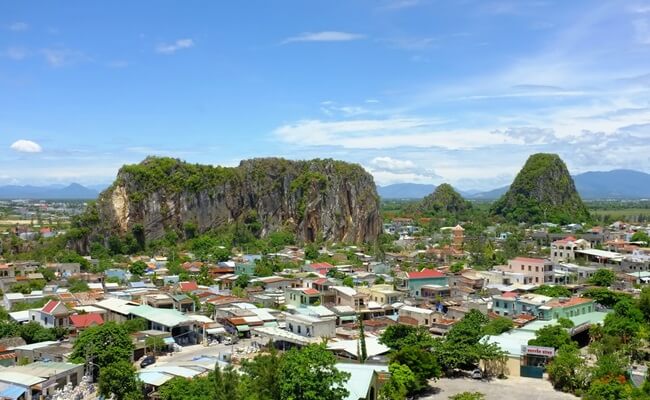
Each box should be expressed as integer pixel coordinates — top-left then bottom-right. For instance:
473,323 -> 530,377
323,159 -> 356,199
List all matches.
407,268 -> 445,279
545,297 -> 593,308
302,288 -> 320,295
179,281 -> 199,292
313,278 -> 328,285
70,313 -> 104,329
41,300 -> 61,314
501,291 -> 518,298
310,262 -> 334,269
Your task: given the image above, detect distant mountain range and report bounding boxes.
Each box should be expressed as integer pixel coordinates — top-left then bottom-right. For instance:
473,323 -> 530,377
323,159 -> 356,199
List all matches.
0,183 -> 99,200
378,169 -> 650,200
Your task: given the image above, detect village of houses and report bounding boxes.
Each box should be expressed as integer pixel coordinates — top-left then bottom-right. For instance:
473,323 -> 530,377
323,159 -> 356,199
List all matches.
0,217 -> 649,400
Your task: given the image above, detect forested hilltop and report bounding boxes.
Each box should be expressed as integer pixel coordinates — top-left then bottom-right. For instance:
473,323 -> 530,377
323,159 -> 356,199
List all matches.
70,157 -> 381,253
492,153 -> 591,224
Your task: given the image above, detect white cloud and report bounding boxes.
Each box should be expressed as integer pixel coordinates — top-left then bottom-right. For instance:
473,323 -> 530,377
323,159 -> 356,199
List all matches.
282,31 -> 365,44
155,39 -> 195,54
4,47 -> 28,60
634,19 -> 650,44
8,22 -> 28,32
41,48 -> 87,67
10,140 -> 43,153
370,156 -> 416,171
273,118 -> 521,150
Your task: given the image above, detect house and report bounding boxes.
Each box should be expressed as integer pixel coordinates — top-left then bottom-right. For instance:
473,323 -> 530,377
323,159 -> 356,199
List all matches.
538,297 -> 595,320
0,263 -> 17,291
177,281 -> 199,293
358,284 -> 404,306
550,237 -> 591,263
492,292 -> 552,318
331,286 -> 368,310
234,262 -> 256,276
46,263 -> 81,278
395,268 -> 448,297
496,257 -> 553,285
285,314 -> 336,338
284,287 -> 321,308
69,313 -> 104,333
95,298 -> 139,323
398,305 -> 435,327
28,300 -> 70,328
304,262 -> 336,276
0,361 -> 84,400
337,363 -> 389,400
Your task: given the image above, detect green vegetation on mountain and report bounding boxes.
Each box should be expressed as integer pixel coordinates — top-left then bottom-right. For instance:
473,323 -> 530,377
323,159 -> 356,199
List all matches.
419,183 -> 471,215
492,153 -> 590,224
72,156 -> 381,250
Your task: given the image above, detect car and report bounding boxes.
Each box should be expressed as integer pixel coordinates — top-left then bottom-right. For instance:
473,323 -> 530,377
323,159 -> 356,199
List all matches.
471,369 -> 483,379
140,355 -> 156,369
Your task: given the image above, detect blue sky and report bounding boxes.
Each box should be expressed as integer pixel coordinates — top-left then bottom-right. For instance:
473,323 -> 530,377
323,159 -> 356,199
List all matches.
2,0 -> 650,190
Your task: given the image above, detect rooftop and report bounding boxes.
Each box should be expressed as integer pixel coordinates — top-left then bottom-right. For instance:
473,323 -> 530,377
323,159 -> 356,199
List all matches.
407,268 -> 445,279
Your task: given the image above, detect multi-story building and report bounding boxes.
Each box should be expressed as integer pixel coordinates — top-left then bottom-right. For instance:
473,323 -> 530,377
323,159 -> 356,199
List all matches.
395,268 -> 448,297
284,287 -> 321,308
491,292 -> 552,318
538,297 -> 595,320
550,237 -> 591,263
496,257 -> 553,285
285,314 -> 336,338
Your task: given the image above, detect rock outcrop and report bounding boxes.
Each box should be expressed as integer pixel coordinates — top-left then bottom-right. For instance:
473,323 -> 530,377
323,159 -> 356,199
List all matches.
75,157 -> 381,250
491,153 -> 590,223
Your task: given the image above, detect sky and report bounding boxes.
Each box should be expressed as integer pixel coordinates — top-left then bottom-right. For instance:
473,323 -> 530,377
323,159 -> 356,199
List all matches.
2,0 -> 650,191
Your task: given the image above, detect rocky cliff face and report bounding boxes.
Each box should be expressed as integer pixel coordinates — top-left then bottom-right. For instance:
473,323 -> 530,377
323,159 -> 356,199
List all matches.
77,157 -> 381,249
491,153 -> 590,224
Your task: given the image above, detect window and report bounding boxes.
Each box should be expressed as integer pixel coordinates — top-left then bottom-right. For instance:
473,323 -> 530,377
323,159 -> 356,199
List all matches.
535,277 -> 539,283
535,266 -> 539,272
528,266 -> 532,271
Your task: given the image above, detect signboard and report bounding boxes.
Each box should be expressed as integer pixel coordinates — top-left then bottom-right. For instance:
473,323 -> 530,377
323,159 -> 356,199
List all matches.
521,345 -> 555,357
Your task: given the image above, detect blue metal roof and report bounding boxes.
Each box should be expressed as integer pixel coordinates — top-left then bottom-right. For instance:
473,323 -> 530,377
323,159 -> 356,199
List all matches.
0,385 -> 27,399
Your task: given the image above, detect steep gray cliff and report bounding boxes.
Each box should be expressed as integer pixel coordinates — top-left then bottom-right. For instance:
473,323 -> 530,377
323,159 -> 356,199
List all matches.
75,157 -> 381,250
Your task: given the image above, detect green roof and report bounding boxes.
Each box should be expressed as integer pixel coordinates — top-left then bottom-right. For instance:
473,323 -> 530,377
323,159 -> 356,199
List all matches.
519,311 -> 609,333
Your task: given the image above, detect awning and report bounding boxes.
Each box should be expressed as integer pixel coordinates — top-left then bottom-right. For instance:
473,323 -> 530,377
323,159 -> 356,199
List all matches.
0,385 -> 26,399
138,371 -> 173,387
207,327 -> 226,335
339,316 -> 357,321
263,321 -> 279,328
163,337 -> 176,344
236,325 -> 250,332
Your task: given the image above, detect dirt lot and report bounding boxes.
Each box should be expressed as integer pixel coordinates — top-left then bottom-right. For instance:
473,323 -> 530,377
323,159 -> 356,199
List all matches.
420,377 -> 578,400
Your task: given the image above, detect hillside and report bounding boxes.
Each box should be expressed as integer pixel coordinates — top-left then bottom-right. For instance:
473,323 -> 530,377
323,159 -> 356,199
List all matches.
491,153 -> 590,223
419,183 -> 471,214
574,169 -> 650,199
72,157 -> 382,251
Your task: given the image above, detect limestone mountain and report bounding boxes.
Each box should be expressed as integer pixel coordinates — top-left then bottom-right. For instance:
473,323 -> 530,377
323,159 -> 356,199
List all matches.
72,157 -> 381,252
419,183 -> 471,214
491,153 -> 590,223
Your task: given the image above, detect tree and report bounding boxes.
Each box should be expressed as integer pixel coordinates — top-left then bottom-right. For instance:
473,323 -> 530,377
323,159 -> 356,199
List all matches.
98,360 -> 142,400
304,243 -> 319,260
528,324 -> 572,349
589,269 -> 616,287
533,285 -> 571,298
234,274 -> 251,289
146,336 -> 166,355
70,322 -> 134,369
639,286 -> 650,322
603,298 -> 644,343
449,262 -> 464,273
583,288 -> 631,308
379,325 -> 433,351
19,321 -> 55,344
448,393 -> 486,400
631,231 -> 650,246
68,278 -> 89,293
240,349 -> 282,400
278,344 -> 350,400
358,318 -> 367,363
390,345 -> 441,392
130,260 -> 148,276
379,363 -> 418,400
546,344 -> 589,394
482,317 -> 514,335
342,276 -> 354,288
0,321 -> 20,340
123,318 -> 147,333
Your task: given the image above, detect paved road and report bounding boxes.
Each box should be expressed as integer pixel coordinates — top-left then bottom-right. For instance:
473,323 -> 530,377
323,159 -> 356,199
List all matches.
421,377 -> 578,400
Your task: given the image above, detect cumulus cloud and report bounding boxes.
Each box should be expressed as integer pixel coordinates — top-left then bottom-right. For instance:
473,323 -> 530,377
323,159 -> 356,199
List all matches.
282,31 -> 365,44
8,22 -> 28,32
156,39 -> 195,54
10,140 -> 43,153
370,156 -> 416,172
